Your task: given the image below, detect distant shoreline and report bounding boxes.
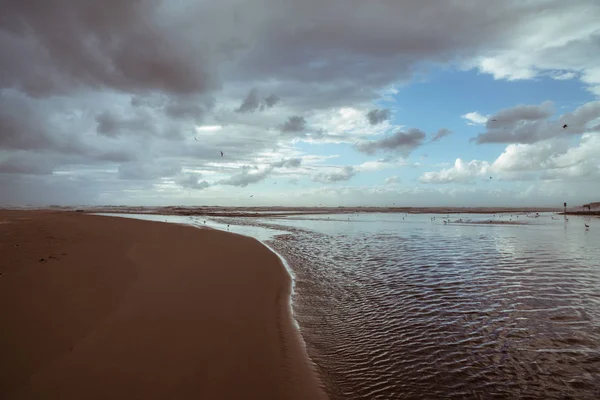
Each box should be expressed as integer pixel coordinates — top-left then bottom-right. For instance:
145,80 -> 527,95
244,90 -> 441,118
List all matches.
0,205 -> 566,218
560,211 -> 600,216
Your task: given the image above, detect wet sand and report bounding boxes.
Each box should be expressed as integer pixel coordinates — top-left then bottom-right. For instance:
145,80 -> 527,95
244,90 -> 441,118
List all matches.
0,211 -> 325,400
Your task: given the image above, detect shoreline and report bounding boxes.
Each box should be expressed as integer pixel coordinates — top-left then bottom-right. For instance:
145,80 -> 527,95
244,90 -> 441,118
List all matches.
1,205 -> 563,218
0,211 -> 326,399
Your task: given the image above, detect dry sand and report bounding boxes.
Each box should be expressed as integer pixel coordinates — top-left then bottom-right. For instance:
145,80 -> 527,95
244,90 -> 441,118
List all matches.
0,211 -> 325,400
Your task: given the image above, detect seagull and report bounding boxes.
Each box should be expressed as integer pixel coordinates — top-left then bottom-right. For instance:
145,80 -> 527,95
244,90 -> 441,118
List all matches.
563,124 -> 568,129
194,137 -> 199,142
220,151 -> 224,157
585,223 -> 590,229
250,194 -> 253,197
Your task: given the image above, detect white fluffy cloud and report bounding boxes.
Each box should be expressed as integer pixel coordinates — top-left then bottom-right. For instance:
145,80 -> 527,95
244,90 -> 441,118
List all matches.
421,159 -> 491,184
470,4 -> 600,94
461,112 -> 489,126
422,133 -> 600,185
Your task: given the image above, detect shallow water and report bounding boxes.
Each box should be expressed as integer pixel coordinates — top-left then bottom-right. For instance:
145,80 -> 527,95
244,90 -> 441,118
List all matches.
238,212 -> 600,399
103,212 -> 600,399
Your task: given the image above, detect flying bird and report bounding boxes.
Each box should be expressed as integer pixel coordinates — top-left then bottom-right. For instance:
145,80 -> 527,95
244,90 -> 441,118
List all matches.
250,195 -> 253,197
563,124 -> 568,129
194,137 -> 199,142
585,223 -> 590,229
220,151 -> 224,157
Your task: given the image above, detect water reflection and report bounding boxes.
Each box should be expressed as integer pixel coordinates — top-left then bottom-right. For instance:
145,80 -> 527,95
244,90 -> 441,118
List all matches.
258,213 -> 600,399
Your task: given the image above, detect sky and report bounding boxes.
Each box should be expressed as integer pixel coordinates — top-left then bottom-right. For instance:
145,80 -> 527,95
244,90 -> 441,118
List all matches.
1,0 -> 600,207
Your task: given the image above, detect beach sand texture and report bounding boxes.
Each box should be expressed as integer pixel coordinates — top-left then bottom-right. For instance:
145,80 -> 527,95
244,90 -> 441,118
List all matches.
0,211 -> 325,400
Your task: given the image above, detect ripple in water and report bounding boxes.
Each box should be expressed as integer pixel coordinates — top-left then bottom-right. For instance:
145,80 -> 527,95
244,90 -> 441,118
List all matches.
258,214 -> 600,399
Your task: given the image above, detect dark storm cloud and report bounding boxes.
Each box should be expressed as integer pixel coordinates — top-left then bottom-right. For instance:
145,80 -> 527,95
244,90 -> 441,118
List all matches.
0,91 -> 139,163
0,92 -> 54,150
367,109 -> 391,125
313,166 -> 355,183
0,152 -> 54,175
95,111 -> 153,138
355,129 -> 426,155
473,101 -> 600,144
236,88 -> 261,113
0,0 -> 224,97
279,116 -> 307,134
431,128 -> 452,142
263,94 -> 280,108
236,89 -> 280,112
164,97 -> 213,121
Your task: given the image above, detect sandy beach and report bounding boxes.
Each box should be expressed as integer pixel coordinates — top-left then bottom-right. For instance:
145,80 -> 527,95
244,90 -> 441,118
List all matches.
0,211 -> 325,400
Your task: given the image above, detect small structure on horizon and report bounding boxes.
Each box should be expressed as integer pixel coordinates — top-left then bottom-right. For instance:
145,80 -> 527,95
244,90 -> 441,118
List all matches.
582,202 -> 600,211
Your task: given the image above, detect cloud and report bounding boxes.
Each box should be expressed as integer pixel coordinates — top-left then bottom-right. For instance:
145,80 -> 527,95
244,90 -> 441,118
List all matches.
118,162 -> 182,180
2,1 -> 600,205
355,129 -> 426,155
431,128 -> 452,142
473,100 -> 600,144
179,174 -> 210,190
420,159 -> 491,184
422,133 -> 600,184
279,116 -> 307,135
469,6 -> 600,94
366,109 -> 391,125
559,100 -> 600,132
263,94 -> 280,109
217,158 -> 301,187
271,158 -> 302,168
313,166 -> 355,183
95,111 -> 153,138
385,176 -> 400,185
0,152 -> 55,175
235,88 -> 280,113
0,0 -> 223,97
355,157 -> 407,172
164,97 -> 211,121
487,101 -> 554,128
219,165 -> 272,187
461,112 -> 489,126
236,88 -> 261,113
